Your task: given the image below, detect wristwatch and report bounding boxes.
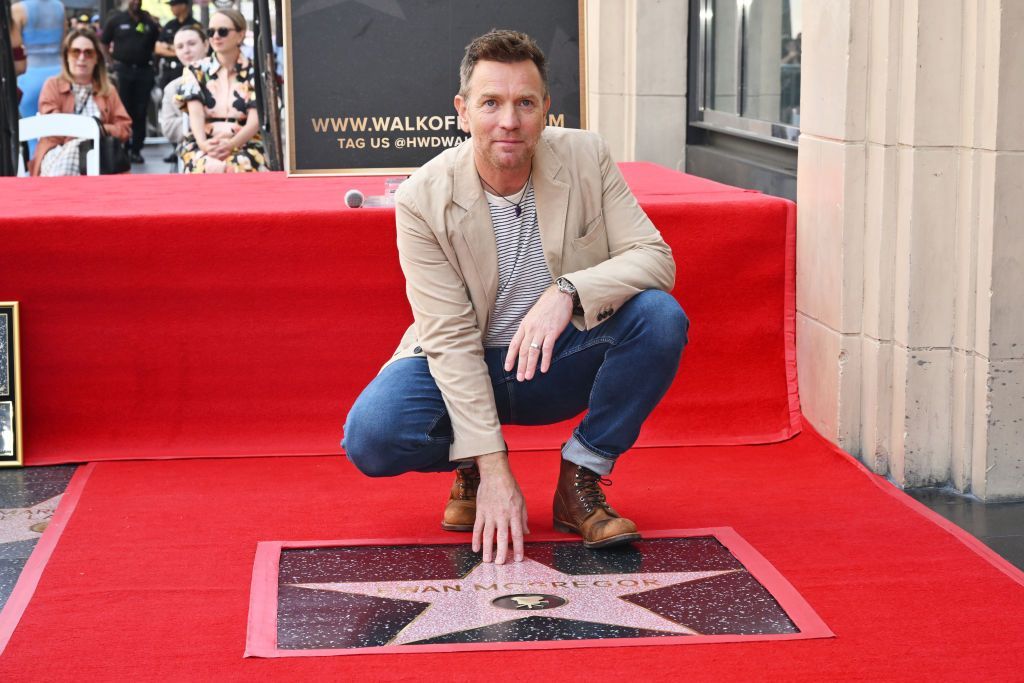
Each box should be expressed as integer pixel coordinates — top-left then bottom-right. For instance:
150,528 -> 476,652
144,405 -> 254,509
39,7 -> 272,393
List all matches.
556,277 -> 582,313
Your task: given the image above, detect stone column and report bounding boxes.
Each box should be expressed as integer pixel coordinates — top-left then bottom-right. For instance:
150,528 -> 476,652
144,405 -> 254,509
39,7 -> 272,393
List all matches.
586,0 -> 638,160
635,0 -> 688,171
797,0 -> 1024,499
586,0 -> 687,169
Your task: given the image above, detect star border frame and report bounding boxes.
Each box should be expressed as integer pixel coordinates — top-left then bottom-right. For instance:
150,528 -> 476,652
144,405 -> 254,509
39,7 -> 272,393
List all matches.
245,528 -> 834,658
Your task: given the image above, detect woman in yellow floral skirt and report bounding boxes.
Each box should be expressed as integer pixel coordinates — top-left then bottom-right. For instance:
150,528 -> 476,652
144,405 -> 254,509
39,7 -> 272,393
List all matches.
177,9 -> 264,173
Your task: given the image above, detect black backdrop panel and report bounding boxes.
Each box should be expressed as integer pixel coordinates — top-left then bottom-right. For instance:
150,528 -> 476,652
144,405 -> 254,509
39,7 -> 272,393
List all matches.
285,0 -> 583,175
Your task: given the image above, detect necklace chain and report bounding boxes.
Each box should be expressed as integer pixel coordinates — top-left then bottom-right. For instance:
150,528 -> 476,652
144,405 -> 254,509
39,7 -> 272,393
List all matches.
479,171 -> 532,217
481,171 -> 534,296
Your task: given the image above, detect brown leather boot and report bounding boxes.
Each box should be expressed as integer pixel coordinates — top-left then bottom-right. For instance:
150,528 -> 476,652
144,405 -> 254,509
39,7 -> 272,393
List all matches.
441,463 -> 479,531
553,458 -> 641,549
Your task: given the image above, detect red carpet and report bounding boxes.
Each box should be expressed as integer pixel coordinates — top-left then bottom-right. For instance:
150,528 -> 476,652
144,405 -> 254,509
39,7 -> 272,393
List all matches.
1,422 -> 1022,680
1,166 -> 797,464
6,169 -> 1019,679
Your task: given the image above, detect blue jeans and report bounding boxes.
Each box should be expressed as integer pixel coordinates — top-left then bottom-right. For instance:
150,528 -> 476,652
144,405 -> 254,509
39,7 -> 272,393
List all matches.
342,290 -> 688,476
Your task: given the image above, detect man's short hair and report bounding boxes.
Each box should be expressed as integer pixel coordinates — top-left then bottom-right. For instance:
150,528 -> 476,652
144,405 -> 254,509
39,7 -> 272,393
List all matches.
458,29 -> 548,98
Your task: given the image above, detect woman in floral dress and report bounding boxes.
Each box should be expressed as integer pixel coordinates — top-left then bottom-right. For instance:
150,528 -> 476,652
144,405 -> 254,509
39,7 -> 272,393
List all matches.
177,9 -> 264,173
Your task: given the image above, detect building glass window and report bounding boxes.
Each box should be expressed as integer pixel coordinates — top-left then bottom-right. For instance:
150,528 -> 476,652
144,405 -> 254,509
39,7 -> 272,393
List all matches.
709,0 -> 739,114
695,0 -> 801,145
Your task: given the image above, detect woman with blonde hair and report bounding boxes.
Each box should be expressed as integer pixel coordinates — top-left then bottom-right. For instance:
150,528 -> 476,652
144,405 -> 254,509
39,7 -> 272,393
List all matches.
29,28 -> 131,176
177,8 -> 265,173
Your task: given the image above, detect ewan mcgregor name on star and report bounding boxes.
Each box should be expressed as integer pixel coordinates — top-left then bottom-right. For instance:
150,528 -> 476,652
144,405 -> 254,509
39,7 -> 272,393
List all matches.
371,578 -> 664,596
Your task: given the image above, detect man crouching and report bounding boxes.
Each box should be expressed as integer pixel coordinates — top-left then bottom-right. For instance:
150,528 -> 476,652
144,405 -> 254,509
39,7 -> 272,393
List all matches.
343,29 -> 688,564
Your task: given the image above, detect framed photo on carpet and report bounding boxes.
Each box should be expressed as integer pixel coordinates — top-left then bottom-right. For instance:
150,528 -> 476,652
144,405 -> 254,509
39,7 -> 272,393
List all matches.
0,302 -> 23,466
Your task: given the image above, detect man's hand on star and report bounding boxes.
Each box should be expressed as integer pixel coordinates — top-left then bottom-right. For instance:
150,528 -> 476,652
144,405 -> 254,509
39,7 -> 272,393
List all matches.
505,285 -> 574,381
473,452 -> 530,564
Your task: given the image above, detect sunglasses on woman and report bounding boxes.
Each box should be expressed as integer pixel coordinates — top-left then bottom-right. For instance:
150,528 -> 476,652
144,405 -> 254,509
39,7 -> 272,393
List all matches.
209,27 -> 237,38
69,47 -> 96,58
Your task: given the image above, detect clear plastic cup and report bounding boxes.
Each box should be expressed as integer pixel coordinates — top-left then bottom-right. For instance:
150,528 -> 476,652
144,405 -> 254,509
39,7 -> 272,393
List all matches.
384,176 -> 406,206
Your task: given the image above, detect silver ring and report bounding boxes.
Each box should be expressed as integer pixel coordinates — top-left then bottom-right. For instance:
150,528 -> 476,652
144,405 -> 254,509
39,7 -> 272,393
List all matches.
529,342 -> 541,350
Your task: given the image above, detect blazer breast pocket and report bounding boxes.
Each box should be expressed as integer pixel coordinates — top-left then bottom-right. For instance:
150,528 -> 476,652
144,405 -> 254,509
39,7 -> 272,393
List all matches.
572,213 -> 606,249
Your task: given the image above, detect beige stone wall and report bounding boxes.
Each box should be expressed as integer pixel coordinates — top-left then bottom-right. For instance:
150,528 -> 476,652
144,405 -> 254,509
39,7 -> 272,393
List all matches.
798,0 -> 1024,499
585,0 -> 688,170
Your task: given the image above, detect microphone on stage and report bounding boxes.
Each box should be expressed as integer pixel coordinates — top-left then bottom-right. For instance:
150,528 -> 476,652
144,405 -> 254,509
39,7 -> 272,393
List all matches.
344,189 -> 365,208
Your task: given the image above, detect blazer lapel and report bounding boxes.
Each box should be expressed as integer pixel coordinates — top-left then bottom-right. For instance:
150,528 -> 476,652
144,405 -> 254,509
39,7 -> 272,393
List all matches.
452,141 -> 499,308
532,133 -> 570,277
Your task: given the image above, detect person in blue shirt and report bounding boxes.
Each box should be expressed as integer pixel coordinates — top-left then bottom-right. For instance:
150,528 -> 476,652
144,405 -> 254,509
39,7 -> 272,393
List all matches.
12,0 -> 66,118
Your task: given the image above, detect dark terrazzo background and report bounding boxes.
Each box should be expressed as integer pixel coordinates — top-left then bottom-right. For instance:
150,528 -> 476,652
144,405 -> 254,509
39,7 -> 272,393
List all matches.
0,465 -> 78,606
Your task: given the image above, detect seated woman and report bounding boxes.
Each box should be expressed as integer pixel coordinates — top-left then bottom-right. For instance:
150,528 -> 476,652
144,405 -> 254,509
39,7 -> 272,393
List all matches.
158,24 -> 209,157
177,9 -> 265,173
29,28 -> 131,176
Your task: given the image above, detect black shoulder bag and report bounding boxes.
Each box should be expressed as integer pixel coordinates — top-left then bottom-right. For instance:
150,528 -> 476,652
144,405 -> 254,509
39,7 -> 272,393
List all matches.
76,104 -> 131,175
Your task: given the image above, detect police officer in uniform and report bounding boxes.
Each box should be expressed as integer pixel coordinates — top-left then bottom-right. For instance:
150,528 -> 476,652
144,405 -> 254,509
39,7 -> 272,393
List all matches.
154,0 -> 198,161
101,0 -> 160,162
155,0 -> 196,89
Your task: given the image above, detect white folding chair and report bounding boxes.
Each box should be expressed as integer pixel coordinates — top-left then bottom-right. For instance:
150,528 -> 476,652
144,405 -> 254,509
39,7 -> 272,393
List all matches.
18,114 -> 101,176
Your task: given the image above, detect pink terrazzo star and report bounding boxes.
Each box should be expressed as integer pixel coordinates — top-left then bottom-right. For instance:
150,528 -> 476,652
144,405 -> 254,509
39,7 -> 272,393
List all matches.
291,557 -> 739,645
0,495 -> 60,544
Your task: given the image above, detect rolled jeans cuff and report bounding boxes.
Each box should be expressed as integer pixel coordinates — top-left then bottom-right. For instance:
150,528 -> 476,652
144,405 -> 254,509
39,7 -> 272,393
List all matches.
562,434 -> 616,476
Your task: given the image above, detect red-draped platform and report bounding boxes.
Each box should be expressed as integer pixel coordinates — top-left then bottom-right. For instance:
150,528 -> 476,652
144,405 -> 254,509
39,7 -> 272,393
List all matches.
1,164 -> 798,465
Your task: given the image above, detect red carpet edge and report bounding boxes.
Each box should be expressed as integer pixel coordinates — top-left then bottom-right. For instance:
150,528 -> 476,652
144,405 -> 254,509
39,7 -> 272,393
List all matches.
801,417 -> 1024,589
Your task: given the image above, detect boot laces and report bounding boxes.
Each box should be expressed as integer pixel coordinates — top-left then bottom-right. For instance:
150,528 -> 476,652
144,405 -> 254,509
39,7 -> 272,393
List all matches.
574,467 -> 613,512
455,465 -> 480,499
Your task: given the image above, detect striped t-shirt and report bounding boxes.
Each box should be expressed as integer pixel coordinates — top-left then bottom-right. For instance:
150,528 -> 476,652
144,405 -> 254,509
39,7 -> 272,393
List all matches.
482,183 -> 553,347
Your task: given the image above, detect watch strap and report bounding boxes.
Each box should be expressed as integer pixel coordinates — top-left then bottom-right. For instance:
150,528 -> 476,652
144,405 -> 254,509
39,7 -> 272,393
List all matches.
556,277 -> 583,313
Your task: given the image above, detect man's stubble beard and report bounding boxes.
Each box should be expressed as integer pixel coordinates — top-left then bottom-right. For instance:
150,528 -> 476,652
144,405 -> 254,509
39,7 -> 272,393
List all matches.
479,132 -> 543,176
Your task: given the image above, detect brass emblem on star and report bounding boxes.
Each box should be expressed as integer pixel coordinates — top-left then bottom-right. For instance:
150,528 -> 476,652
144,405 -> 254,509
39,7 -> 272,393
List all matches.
492,593 -> 567,611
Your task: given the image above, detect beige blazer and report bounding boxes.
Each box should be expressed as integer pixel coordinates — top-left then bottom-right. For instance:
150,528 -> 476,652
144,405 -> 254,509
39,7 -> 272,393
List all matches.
392,126 -> 676,461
